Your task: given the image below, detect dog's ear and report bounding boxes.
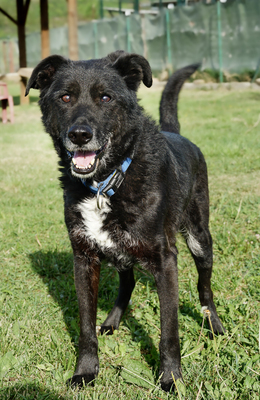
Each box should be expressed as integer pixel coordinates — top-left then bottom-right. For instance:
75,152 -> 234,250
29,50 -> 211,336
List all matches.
107,50 -> 126,63
25,55 -> 68,96
111,53 -> 153,91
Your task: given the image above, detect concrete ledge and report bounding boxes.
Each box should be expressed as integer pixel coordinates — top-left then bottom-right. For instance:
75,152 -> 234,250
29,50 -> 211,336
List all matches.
152,79 -> 260,91
0,73 -> 20,82
18,68 -> 33,79
0,68 -> 33,82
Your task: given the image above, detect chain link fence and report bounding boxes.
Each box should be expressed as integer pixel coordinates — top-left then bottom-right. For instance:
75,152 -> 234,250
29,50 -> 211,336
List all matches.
1,0 -> 259,78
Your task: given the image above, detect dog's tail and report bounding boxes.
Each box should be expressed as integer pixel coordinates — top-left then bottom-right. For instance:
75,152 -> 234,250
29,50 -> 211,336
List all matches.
159,63 -> 200,134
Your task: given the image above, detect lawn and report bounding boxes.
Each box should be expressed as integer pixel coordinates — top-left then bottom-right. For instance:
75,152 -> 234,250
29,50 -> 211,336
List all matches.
0,85 -> 259,399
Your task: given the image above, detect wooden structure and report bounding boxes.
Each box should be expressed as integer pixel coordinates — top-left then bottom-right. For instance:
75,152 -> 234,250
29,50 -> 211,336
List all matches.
0,0 -> 79,104
0,1 -> 31,104
0,82 -> 14,123
68,0 -> 79,60
0,1 -> 50,104
40,0 -> 50,59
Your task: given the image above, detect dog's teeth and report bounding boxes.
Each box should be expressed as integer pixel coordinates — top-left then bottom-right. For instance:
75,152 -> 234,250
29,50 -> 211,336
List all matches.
72,161 -> 95,170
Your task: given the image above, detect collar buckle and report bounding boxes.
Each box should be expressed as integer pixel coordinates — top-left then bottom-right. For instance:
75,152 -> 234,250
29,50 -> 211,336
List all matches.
81,157 -> 132,209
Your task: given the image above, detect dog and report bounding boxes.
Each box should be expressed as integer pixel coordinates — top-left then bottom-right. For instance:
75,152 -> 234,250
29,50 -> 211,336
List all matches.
26,51 -> 224,392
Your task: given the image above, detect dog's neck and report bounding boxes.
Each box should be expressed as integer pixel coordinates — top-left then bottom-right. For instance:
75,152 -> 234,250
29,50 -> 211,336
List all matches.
81,157 -> 132,208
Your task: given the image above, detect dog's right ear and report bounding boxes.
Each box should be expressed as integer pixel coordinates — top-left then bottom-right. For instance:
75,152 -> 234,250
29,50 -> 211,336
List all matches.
25,55 -> 68,96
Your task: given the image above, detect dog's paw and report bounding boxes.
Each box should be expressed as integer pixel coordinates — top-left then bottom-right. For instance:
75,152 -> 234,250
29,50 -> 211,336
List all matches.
160,379 -> 175,392
67,373 -> 96,388
160,370 -> 183,393
207,312 -> 226,337
100,325 -> 116,335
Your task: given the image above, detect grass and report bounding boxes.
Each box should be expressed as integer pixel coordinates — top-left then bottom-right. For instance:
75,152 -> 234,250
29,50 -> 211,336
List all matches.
0,85 -> 260,399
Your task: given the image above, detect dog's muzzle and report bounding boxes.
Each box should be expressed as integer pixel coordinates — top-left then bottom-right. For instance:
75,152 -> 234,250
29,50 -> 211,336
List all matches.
66,125 -> 107,176
67,142 -> 107,176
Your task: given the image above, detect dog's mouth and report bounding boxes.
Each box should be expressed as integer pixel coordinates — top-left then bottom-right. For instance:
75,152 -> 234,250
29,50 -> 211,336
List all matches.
68,143 -> 107,176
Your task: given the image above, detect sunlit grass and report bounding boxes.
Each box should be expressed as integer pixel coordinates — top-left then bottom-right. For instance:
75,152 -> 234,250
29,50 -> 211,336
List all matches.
0,87 -> 260,399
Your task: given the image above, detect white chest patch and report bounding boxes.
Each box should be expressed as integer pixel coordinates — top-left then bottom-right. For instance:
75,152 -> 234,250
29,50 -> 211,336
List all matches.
77,197 -> 115,250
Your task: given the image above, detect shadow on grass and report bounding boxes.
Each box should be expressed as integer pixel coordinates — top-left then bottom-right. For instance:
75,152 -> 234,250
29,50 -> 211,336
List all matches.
29,249 -> 206,377
0,382 -> 65,400
29,250 -> 160,372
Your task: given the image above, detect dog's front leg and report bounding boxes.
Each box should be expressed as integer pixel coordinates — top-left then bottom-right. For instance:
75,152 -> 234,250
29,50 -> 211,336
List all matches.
153,251 -> 182,392
68,250 -> 101,388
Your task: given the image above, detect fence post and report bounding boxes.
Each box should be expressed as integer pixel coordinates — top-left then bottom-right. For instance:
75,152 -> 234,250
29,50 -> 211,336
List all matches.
40,0 -> 50,59
251,57 -> 260,83
9,40 -> 15,72
68,0 -> 79,60
93,21 -> 98,58
3,41 -> 7,73
126,16 -> 131,52
165,9 -> 173,74
217,1 -> 223,83
99,0 -> 104,19
133,0 -> 139,14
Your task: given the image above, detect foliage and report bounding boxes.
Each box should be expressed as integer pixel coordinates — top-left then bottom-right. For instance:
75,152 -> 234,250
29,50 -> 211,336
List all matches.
0,1 -> 150,39
0,86 -> 260,399
0,0 -> 99,39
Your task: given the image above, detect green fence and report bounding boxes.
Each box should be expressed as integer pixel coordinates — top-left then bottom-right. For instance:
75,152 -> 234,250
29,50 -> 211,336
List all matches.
1,0 -> 260,78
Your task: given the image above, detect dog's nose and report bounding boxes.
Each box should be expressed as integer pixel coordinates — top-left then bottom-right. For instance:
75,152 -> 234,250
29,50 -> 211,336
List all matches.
68,125 -> 93,146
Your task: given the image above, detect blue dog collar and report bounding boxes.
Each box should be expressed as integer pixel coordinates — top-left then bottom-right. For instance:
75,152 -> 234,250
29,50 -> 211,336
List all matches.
81,157 -> 132,200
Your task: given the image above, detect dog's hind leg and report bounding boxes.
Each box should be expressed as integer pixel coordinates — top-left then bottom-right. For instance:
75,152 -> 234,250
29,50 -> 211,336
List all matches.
100,267 -> 135,335
186,227 -> 225,335
183,197 -> 225,336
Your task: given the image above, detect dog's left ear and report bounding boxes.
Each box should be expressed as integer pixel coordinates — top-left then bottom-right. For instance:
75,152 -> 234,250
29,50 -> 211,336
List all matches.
111,53 -> 153,91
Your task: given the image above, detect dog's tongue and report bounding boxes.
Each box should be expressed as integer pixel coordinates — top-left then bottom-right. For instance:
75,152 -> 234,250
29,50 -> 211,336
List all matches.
73,151 -> 96,167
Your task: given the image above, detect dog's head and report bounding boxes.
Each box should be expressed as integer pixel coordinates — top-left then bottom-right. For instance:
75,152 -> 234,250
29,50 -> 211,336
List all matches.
26,51 -> 152,180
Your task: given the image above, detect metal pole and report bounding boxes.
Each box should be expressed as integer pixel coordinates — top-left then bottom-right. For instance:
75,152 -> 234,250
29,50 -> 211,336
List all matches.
126,16 -> 131,53
165,9 -> 173,73
217,1 -> 223,83
251,57 -> 260,83
99,0 -> 104,19
134,0 -> 139,14
93,22 -> 98,59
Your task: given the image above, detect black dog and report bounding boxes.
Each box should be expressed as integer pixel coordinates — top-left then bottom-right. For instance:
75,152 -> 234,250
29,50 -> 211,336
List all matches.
26,51 -> 224,392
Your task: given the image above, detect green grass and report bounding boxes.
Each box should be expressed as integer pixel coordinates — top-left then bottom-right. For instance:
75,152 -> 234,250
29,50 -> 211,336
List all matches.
0,86 -> 260,399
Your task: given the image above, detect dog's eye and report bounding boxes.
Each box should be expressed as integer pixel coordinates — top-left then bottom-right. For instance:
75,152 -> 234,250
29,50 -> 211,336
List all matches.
62,94 -> 71,103
101,95 -> 111,103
